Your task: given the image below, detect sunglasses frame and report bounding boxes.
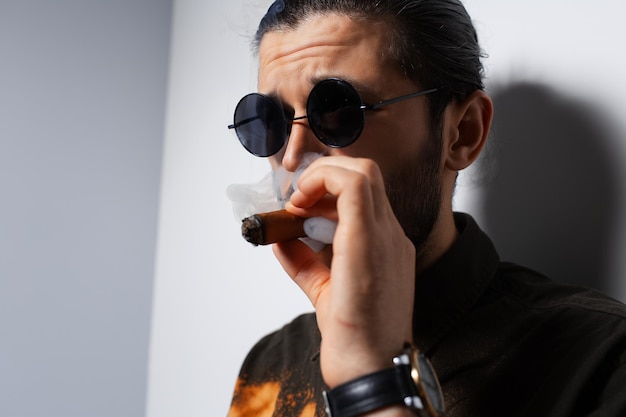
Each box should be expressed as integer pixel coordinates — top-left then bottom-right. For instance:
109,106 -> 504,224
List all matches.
228,78 -> 439,157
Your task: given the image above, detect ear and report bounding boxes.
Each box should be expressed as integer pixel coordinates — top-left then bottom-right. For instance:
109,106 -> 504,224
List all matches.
444,90 -> 493,171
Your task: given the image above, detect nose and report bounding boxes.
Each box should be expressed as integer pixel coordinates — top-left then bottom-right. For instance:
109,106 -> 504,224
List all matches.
280,119 -> 327,172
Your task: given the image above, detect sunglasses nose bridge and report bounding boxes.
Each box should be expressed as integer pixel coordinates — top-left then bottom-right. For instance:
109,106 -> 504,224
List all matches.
280,116 -> 327,172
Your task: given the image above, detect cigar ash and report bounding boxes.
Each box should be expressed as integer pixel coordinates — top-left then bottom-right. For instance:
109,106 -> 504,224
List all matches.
241,215 -> 264,246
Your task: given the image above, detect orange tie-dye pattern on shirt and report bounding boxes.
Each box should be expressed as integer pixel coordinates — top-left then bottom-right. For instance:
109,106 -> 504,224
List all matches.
228,378 -> 319,417
228,379 -> 279,417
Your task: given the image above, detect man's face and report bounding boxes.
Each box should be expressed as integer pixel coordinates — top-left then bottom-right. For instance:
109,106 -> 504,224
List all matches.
258,13 -> 443,249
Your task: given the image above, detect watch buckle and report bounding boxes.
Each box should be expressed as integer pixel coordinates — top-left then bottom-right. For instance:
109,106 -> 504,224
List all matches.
322,390 -> 333,417
404,395 -> 424,410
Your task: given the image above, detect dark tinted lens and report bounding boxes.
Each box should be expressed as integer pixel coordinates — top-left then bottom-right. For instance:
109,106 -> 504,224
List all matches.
233,93 -> 287,157
307,79 -> 364,147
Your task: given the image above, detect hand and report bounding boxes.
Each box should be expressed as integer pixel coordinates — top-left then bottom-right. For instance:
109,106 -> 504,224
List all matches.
273,156 -> 416,388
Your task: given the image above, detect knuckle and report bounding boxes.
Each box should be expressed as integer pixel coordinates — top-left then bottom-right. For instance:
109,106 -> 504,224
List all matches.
357,158 -> 382,179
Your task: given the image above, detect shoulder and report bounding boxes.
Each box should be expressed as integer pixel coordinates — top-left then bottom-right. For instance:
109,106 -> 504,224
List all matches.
230,313 -> 326,415
492,262 -> 626,320
240,313 -> 320,382
483,262 -> 626,361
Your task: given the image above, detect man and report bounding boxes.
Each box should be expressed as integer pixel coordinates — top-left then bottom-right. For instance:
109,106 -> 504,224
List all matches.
227,1 -> 626,416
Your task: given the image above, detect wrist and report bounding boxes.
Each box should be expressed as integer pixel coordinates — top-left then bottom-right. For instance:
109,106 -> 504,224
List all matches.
322,332 -> 413,388
323,354 -> 392,389
323,343 -> 444,417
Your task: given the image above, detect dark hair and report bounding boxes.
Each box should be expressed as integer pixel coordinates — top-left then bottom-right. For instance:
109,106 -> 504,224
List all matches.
254,0 -> 486,127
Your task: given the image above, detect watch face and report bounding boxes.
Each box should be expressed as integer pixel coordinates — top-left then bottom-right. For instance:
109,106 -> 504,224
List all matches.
417,354 -> 444,414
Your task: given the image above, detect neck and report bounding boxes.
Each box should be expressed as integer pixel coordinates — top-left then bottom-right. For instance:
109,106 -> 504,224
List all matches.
415,207 -> 458,275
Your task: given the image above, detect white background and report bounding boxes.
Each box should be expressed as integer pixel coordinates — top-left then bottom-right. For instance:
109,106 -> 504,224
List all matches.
149,1 -> 626,417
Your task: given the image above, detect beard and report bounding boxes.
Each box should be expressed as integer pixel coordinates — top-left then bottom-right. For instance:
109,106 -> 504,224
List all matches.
384,125 -> 443,262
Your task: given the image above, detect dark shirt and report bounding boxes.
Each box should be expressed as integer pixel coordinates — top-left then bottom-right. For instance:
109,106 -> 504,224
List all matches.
228,213 -> 626,417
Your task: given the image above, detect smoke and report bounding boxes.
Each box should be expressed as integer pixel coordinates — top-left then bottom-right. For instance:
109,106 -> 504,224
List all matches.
226,153 -> 337,248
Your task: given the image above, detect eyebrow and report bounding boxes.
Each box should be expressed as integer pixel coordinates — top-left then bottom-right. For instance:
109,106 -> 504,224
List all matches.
309,75 -> 377,101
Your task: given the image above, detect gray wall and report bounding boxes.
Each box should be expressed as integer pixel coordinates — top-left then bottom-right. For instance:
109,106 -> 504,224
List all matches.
0,1 -> 171,416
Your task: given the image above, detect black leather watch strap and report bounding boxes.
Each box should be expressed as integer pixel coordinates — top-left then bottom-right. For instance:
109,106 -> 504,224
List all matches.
323,364 -> 418,417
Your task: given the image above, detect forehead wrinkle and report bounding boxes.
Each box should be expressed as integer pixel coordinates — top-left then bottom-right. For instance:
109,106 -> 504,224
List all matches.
259,15 -> 389,75
260,13 -> 376,53
261,39 -> 362,75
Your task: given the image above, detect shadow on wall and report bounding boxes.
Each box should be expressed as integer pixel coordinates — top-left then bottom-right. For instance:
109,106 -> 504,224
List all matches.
477,82 -> 623,299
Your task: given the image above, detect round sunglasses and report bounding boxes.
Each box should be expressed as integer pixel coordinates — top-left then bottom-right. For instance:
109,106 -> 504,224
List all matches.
228,78 -> 439,157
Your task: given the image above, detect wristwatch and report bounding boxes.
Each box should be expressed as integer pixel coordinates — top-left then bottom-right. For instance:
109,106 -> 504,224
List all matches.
323,343 -> 444,417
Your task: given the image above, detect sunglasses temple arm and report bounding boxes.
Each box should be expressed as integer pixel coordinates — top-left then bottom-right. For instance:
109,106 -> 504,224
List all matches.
368,88 -> 439,110
228,115 -> 262,130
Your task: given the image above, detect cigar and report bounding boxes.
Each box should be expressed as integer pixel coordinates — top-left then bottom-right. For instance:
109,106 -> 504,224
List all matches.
241,209 -> 307,246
